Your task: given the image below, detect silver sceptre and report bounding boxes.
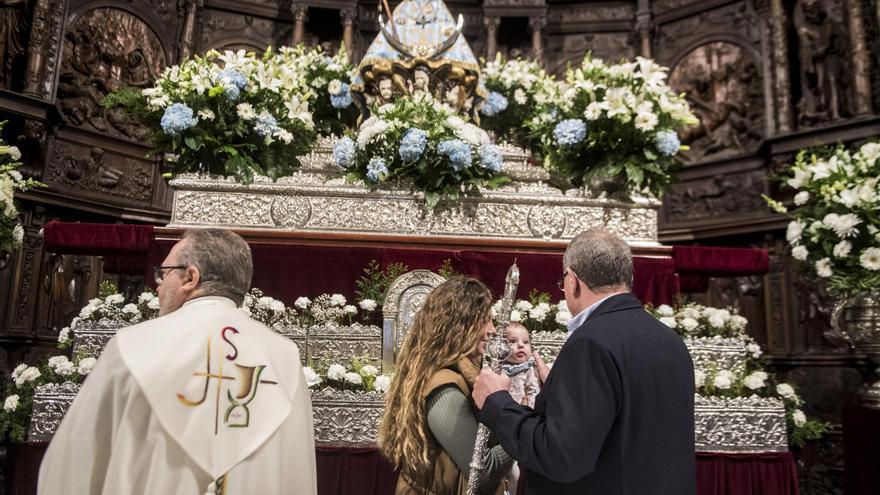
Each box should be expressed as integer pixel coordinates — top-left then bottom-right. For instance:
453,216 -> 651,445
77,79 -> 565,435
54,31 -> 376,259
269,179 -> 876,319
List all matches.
466,262 -> 519,495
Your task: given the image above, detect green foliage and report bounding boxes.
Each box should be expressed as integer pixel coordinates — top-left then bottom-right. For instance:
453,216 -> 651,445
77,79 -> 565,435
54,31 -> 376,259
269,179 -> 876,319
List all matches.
354,260 -> 409,304
437,259 -> 462,279
98,280 -> 119,298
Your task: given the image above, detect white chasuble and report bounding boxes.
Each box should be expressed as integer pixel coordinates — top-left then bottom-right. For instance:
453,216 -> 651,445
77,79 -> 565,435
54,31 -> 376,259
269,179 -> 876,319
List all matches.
38,296 -> 317,495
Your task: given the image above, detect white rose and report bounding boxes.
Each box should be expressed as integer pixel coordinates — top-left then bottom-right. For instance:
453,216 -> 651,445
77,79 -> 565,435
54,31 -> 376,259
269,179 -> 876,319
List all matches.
360,365 -> 379,377
713,373 -> 733,390
708,315 -> 726,329
359,299 -> 378,311
295,297 -> 311,309
681,307 -> 701,320
528,308 -> 547,321
302,367 -> 322,387
743,372 -> 766,390
15,366 -> 40,387
746,342 -> 762,358
860,247 -> 880,271
122,303 -> 139,314
11,363 -> 28,382
327,364 -> 346,381
77,357 -> 97,375
656,304 -> 675,316
137,292 -> 155,304
343,305 -> 357,315
147,298 -> 160,310
555,311 -> 572,325
3,394 -> 20,412
791,245 -> 809,261
48,355 -> 70,370
373,375 -> 392,393
776,383 -> 796,399
330,294 -> 347,307
536,302 -> 551,312
680,317 -> 699,332
78,305 -> 96,319
815,258 -> 833,278
694,369 -> 706,388
55,360 -> 75,376
510,310 -> 522,322
343,372 -> 363,385
792,409 -> 807,427
659,317 -> 677,328
793,191 -> 810,206
105,294 -> 124,305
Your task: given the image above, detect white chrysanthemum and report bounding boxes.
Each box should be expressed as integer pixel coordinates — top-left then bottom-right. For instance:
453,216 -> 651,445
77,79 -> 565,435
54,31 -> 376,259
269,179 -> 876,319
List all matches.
327,79 -> 342,95
659,316 -> 677,328
694,369 -> 706,388
138,292 -> 155,304
48,355 -> 70,370
815,258 -> 833,278
515,300 -> 533,312
343,305 -> 357,315
343,372 -> 363,385
302,367 -> 322,387
122,303 -> 139,315
528,308 -> 547,321
330,294 -> 347,307
236,102 -> 256,120
656,304 -> 674,316
634,111 -> 658,131
743,372 -> 766,390
791,245 -> 809,261
557,300 -> 569,313
776,383 -> 796,399
373,375 -> 392,393
833,240 -> 852,258
860,247 -> 880,270
513,89 -> 527,105
57,326 -> 71,344
3,395 -> 19,412
786,220 -> 806,245
510,310 -> 522,322
713,371 -> 733,390
731,315 -> 748,331
10,363 -> 27,382
832,213 -> 862,238
746,342 -> 762,358
708,315 -> 726,329
295,297 -> 311,309
55,360 -> 75,376
555,311 -> 572,325
680,317 -> 699,332
105,294 -> 124,305
794,191 -> 810,206
147,298 -> 160,310
792,409 -> 807,427
680,307 -> 701,320
327,364 -> 346,381
838,189 -> 859,208
536,302 -> 551,312
197,109 -> 215,121
15,366 -> 40,387
359,299 -> 377,311
77,357 -> 97,375
360,365 -> 379,377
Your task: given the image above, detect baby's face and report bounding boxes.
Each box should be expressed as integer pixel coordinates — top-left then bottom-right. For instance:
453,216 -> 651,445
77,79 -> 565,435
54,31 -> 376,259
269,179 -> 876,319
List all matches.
505,326 -> 533,364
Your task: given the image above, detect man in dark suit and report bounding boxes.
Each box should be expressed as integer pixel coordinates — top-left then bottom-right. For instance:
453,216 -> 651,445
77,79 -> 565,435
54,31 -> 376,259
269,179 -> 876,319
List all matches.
473,228 -> 696,494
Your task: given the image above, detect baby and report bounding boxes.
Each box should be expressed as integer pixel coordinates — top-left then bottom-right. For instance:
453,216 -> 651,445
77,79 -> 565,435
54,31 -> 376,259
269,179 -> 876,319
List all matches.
501,322 -> 541,409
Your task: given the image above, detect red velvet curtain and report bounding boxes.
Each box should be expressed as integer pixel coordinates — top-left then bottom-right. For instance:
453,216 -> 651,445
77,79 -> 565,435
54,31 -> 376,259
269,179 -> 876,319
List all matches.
695,452 -> 799,495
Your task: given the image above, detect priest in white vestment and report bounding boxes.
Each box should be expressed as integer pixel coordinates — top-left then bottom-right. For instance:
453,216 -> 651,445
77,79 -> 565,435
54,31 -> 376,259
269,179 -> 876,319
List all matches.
38,229 -> 317,495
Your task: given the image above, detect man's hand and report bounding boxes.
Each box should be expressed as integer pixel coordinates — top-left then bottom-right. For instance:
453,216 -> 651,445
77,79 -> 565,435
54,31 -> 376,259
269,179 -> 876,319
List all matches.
472,368 -> 511,409
534,351 -> 551,384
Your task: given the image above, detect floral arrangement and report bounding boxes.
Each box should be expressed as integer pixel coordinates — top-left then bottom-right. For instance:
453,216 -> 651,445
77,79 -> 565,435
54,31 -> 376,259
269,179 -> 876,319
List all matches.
765,142 -> 880,296
353,259 -> 409,324
61,283 -> 160,338
104,47 -> 325,183
302,360 -> 392,394
650,303 -> 828,448
494,291 -> 570,333
239,288 -> 361,328
1,121 -> 43,255
333,96 -> 509,208
527,55 -> 697,196
479,55 -> 555,148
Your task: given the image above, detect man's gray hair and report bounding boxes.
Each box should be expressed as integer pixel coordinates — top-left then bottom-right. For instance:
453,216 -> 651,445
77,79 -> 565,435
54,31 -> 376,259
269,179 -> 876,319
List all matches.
179,229 -> 253,305
562,228 -> 633,292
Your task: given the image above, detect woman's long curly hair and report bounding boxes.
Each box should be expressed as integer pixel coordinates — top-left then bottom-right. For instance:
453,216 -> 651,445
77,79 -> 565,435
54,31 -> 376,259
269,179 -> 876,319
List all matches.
377,276 -> 493,491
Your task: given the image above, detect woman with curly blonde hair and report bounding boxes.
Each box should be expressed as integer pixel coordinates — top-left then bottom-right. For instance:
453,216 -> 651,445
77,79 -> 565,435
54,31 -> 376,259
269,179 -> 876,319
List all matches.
378,276 -> 513,495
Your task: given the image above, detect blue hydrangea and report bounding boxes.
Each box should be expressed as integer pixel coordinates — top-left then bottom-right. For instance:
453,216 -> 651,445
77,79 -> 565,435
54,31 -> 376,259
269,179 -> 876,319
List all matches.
224,85 -> 240,101
333,137 -> 356,168
480,92 -> 509,117
553,119 -> 587,146
438,139 -> 473,171
366,157 -> 388,182
478,144 -> 503,172
219,69 -> 247,89
330,83 -> 353,109
399,128 -> 428,162
254,111 -> 279,137
655,130 -> 681,156
160,103 -> 198,136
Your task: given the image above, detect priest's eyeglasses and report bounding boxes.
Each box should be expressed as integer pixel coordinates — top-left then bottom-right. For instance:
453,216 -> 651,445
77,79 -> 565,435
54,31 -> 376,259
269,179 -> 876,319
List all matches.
557,271 -> 567,292
154,265 -> 188,285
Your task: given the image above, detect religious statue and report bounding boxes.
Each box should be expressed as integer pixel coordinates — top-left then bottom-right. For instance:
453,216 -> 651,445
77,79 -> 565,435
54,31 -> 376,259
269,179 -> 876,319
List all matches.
0,0 -> 28,89
409,66 -> 431,98
793,0 -> 849,126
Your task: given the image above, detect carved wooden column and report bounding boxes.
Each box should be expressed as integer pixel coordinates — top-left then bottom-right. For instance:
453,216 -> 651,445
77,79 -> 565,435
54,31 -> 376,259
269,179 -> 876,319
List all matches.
846,0 -> 873,115
292,4 -> 308,46
341,8 -> 356,56
754,0 -> 778,136
484,16 -> 500,60
769,0 -> 794,132
635,0 -> 652,58
22,0 -> 65,98
528,15 -> 546,66
177,0 -> 202,62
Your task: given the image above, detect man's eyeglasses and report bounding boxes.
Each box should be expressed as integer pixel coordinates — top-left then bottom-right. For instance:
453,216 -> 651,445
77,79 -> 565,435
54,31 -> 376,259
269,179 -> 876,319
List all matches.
153,265 -> 187,285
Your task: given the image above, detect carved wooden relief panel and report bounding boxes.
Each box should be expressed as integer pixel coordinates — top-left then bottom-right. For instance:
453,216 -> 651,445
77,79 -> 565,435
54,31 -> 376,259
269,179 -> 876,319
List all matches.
664,169 -> 767,223
58,7 -> 166,140
202,9 -> 292,52
45,140 -> 156,205
668,42 -> 764,164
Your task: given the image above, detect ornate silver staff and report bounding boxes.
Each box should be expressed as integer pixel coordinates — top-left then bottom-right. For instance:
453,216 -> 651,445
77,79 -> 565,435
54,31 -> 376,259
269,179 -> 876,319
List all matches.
467,262 -> 519,495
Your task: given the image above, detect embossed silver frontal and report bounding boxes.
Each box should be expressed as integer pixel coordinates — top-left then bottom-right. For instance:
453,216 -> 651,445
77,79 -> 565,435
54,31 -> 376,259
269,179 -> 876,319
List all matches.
694,395 -> 788,452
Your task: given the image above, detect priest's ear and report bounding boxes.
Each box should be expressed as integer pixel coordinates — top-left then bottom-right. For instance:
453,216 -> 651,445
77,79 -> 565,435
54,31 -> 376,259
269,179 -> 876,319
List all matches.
182,265 -> 201,292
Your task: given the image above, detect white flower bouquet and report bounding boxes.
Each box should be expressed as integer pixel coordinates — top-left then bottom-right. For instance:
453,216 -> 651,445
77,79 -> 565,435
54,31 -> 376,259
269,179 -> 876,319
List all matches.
649,302 -> 749,339
103,47 -> 321,183
766,142 -> 880,295
493,292 -> 570,333
1,121 -> 43,254
68,284 -> 160,330
479,55 -> 555,149
302,359 -> 391,393
334,96 -> 509,208
527,55 -> 697,197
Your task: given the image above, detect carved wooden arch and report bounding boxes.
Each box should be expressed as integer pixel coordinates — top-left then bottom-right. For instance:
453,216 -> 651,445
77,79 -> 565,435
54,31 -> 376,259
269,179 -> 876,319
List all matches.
664,34 -> 762,75
66,2 -> 175,64
381,270 -> 446,370
203,37 -> 269,55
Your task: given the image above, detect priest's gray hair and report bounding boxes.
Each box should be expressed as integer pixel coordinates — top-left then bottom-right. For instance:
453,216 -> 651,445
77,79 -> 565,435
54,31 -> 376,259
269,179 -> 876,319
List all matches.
180,229 -> 253,305
563,228 -> 633,292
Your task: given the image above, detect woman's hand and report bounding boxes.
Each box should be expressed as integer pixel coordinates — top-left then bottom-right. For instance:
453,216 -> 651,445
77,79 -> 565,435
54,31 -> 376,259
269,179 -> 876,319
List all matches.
534,351 -> 551,384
